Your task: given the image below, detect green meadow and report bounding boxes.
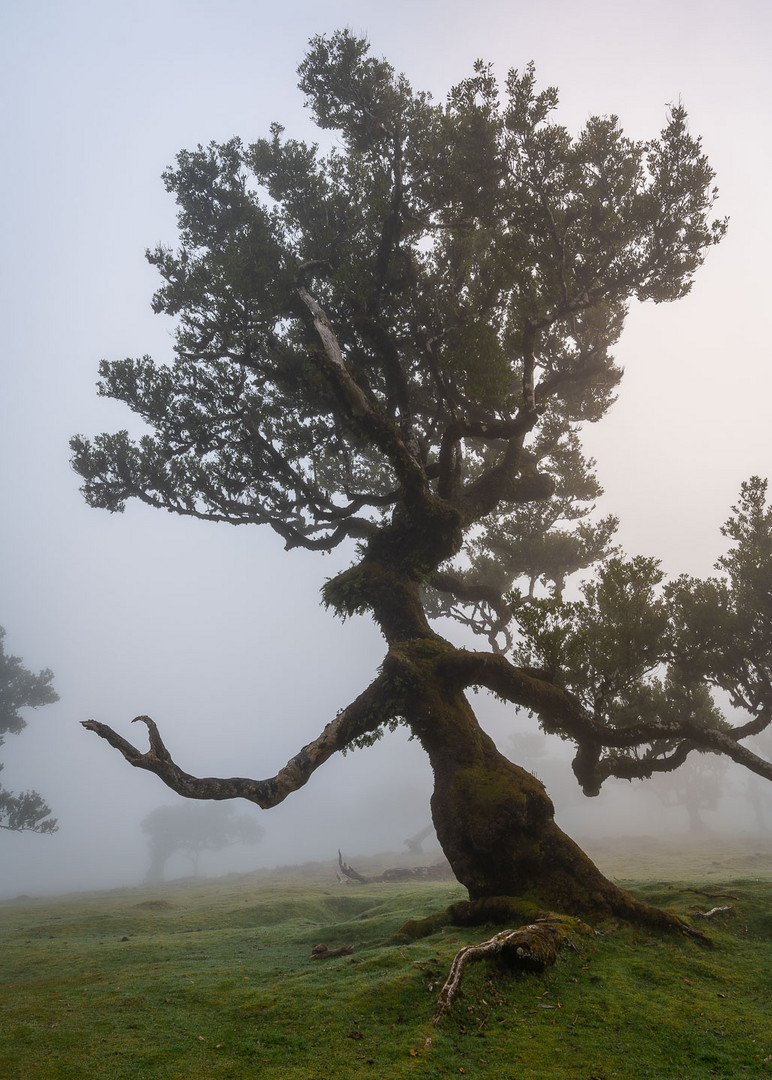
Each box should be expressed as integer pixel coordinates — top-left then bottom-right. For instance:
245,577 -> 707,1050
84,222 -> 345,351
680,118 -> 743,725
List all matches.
1,839 -> 770,1079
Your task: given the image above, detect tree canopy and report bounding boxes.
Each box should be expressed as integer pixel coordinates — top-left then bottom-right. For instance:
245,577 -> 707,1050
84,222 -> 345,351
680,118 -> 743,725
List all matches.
71,34 -> 725,556
0,626 -> 59,834
73,33 -> 769,920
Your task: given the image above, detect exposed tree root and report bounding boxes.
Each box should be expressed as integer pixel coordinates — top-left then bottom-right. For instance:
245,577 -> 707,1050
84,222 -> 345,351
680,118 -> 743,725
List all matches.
433,916 -> 589,1023
393,896 -> 540,943
393,892 -> 709,945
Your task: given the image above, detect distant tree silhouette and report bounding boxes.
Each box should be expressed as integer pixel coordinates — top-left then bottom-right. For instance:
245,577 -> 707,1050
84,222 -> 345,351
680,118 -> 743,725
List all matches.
0,627 -> 58,834
141,801 -> 264,882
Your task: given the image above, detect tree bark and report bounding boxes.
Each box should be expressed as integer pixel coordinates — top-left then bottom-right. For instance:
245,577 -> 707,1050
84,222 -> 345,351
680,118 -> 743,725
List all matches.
404,667 -> 682,928
81,553 -> 693,932
433,916 -> 586,1023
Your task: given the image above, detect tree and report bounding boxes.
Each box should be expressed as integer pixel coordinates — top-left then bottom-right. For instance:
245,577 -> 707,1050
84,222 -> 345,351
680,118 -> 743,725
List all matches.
72,32 -> 770,926
141,801 -> 265,883
647,751 -> 727,834
0,626 -> 59,833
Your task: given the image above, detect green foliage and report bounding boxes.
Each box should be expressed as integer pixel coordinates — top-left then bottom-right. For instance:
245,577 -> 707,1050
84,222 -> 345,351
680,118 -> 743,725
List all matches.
0,628 -> 58,739
1,855 -> 770,1079
466,429 -> 620,599
0,627 -> 58,834
515,557 -> 669,687
70,30 -> 725,555
511,555 -> 730,790
68,31 -> 760,860
667,477 -> 772,717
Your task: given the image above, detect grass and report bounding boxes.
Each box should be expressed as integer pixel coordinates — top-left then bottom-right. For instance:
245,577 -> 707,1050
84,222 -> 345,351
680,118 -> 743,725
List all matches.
1,841 -> 771,1079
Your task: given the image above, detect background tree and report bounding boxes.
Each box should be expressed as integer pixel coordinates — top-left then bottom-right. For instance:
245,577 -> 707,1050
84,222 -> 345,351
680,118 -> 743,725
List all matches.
73,32 -> 770,925
0,626 -> 59,834
141,801 -> 265,883
647,751 -> 726,834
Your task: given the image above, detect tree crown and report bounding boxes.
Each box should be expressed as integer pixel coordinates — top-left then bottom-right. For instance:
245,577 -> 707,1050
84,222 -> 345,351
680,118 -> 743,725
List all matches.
71,31 -> 726,590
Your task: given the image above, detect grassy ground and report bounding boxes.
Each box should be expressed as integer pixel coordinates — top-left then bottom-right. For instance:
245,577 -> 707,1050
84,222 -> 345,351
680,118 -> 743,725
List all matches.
1,838 -> 771,1079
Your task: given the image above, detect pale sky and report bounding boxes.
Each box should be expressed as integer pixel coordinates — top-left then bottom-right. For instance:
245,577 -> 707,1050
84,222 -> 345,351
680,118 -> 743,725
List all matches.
1,0 -> 770,895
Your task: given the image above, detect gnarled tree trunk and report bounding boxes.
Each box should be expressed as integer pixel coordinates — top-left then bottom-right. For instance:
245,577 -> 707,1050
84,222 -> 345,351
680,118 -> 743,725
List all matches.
82,552 -> 689,932
401,653 -> 676,928
352,548 -> 668,928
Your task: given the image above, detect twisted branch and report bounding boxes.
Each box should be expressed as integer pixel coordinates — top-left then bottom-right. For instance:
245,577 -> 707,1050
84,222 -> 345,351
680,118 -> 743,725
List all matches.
81,673 -> 393,808
450,650 -> 772,786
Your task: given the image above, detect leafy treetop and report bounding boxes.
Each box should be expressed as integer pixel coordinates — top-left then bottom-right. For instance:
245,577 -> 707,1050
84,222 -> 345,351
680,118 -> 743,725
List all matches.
71,32 -> 725,573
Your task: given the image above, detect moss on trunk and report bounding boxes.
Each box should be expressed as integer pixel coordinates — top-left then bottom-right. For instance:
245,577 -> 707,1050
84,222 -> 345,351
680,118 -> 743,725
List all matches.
342,559 -> 693,933
398,659 -> 690,932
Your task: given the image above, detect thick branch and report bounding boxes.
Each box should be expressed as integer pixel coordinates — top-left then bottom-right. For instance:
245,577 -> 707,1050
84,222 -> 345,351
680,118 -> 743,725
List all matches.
726,707 -> 772,741
448,650 -> 607,742
296,285 -> 428,507
459,455 -> 554,525
81,674 -> 393,808
429,571 -> 513,651
438,411 -> 539,506
693,727 -> 772,783
573,740 -> 696,796
450,650 -> 772,784
431,571 -> 507,617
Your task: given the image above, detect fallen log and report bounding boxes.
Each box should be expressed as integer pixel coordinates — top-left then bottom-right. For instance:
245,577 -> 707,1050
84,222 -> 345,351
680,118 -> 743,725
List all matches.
337,850 -> 452,884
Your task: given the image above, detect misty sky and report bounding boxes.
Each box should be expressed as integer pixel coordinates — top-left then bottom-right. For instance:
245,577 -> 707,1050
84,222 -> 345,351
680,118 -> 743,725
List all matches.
1,0 -> 770,896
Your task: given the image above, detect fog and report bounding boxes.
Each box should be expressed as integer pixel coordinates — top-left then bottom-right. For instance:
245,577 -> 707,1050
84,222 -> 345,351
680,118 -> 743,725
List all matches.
1,0 -> 771,899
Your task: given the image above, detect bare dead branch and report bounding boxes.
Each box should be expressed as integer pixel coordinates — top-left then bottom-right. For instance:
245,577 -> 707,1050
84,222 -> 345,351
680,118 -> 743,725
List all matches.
688,906 -> 733,919
81,674 -> 393,808
338,850 -> 370,884
296,284 -> 428,507
310,943 -> 355,959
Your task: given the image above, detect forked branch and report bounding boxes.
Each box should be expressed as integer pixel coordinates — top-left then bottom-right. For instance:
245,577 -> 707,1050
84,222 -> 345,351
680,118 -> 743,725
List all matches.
81,674 -> 393,808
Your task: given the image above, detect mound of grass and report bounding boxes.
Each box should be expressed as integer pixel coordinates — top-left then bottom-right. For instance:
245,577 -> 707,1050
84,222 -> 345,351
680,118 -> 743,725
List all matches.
0,865 -> 770,1079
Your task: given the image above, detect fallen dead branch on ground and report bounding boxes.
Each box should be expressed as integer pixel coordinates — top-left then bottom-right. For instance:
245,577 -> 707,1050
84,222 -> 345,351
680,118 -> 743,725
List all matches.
310,943 -> 354,959
337,850 -> 453,884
